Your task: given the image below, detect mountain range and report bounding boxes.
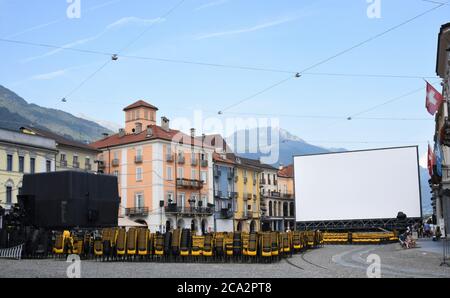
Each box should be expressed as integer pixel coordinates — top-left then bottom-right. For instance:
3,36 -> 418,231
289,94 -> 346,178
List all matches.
0,84 -> 432,216
0,85 -> 112,142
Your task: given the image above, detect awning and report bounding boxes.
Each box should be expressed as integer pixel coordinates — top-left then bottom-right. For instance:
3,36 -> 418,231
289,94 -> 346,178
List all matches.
118,217 -> 146,227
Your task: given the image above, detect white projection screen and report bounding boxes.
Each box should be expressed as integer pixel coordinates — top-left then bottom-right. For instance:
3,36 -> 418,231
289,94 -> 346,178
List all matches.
294,146 -> 422,222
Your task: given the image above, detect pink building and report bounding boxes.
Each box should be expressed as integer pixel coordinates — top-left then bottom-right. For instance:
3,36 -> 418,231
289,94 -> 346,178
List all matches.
91,100 -> 214,234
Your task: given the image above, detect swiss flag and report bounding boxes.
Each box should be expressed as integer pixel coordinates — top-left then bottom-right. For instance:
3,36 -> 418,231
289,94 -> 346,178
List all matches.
428,143 -> 434,177
425,81 -> 444,115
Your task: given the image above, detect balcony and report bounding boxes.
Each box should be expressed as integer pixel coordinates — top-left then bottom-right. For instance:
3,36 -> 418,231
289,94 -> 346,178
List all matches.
164,204 -> 214,216
112,159 -> 120,167
200,160 -> 208,167
243,193 -> 252,201
270,191 -> 281,198
247,212 -> 260,219
238,212 -> 249,220
176,178 -> 204,189
227,172 -> 234,180
166,154 -> 174,162
214,190 -> 223,198
218,208 -> 234,219
282,193 -> 293,199
177,156 -> 185,164
135,155 -> 143,163
229,191 -> 238,199
125,207 -> 149,217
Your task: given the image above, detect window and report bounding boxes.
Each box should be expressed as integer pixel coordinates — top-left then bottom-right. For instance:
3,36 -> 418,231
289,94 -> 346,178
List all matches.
166,145 -> 172,154
113,170 -> 119,176
136,167 -> 143,181
113,151 -> 119,159
167,166 -> 173,180
177,167 -> 184,179
167,192 -> 174,205
46,160 -> 51,172
85,157 -> 91,169
178,193 -> 185,208
18,156 -> 24,173
190,194 -> 198,207
191,169 -> 197,180
30,158 -> 35,174
73,156 -> 79,168
136,148 -> 142,158
6,186 -> 12,204
135,193 -> 144,208
144,110 -> 149,120
201,195 -> 207,208
200,171 -> 207,183
7,154 -> 13,171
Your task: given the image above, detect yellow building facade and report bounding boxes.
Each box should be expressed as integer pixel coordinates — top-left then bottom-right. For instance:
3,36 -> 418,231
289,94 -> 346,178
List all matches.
232,156 -> 261,233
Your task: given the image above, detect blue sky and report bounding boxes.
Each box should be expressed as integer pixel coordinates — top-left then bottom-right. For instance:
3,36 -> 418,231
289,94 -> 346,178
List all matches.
0,0 -> 449,164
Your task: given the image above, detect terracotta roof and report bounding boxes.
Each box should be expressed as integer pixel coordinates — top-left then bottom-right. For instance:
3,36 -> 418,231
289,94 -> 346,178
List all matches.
278,164 -> 294,178
213,152 -> 235,165
90,124 -> 212,149
123,100 -> 158,111
22,126 -> 100,152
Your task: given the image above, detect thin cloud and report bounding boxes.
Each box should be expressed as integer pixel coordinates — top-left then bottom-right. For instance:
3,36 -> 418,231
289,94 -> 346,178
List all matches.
30,69 -> 68,80
194,0 -> 229,11
106,16 -> 165,29
195,17 -> 297,40
22,17 -> 165,63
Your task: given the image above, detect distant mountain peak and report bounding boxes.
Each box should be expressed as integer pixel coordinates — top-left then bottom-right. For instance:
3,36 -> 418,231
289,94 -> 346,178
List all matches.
278,127 -> 304,142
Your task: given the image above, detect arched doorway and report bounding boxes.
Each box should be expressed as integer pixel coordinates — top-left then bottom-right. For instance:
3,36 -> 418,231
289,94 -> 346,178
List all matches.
191,219 -> 198,232
236,221 -> 242,232
166,219 -> 172,231
177,219 -> 185,229
250,220 -> 256,233
201,219 -> 207,235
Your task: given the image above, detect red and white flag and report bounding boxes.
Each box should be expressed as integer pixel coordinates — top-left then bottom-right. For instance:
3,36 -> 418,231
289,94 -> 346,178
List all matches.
428,143 -> 434,177
425,81 -> 444,115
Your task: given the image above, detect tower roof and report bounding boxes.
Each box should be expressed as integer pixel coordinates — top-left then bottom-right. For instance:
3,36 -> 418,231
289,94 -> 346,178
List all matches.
123,100 -> 159,111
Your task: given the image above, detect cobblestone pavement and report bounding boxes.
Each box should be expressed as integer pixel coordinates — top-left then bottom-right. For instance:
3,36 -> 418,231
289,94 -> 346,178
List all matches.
1,241 -> 449,278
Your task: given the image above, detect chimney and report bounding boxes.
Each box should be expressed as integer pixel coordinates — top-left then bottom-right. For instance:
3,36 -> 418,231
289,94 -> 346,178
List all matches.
146,125 -> 153,138
135,122 -> 142,134
279,163 -> 284,171
190,128 -> 196,138
118,128 -> 125,137
161,116 -> 170,132
102,132 -> 109,138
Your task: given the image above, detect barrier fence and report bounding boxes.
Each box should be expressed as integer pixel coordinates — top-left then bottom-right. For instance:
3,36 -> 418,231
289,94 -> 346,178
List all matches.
0,244 -> 23,260
441,237 -> 450,267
